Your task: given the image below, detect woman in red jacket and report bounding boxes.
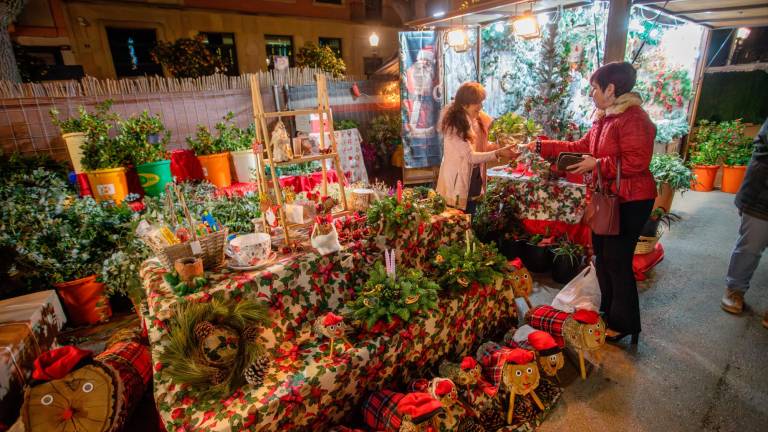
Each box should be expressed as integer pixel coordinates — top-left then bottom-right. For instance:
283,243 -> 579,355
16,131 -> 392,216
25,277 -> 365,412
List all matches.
531,62 -> 657,345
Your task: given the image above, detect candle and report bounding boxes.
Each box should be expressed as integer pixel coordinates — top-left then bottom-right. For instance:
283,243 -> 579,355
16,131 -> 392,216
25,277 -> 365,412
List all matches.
396,181 -> 403,203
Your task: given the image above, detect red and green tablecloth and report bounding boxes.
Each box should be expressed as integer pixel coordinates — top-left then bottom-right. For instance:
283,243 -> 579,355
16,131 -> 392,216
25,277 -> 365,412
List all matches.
142,211 -> 520,431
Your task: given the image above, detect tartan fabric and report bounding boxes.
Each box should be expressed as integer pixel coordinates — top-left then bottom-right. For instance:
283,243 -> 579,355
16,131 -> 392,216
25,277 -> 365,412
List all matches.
477,344 -> 514,392
363,390 -> 404,431
527,305 -> 568,348
96,340 -> 152,384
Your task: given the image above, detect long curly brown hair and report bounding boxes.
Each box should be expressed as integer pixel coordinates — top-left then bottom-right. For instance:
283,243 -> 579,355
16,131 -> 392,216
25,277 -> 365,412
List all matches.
439,82 -> 486,142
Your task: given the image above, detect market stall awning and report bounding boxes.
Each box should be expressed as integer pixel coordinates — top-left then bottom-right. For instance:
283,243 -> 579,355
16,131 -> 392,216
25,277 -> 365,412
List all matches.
407,0 -> 768,29
637,0 -> 768,28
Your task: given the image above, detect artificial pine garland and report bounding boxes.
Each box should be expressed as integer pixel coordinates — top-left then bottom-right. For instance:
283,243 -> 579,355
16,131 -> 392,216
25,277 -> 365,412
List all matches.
159,293 -> 271,399
431,238 -> 507,293
348,261 -> 440,330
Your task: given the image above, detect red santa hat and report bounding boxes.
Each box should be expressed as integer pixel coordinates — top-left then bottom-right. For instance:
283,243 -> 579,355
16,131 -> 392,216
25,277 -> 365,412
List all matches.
434,379 -> 455,397
508,258 -> 524,270
396,392 -> 443,424
506,348 -> 536,365
323,312 -> 344,326
573,309 -> 600,325
33,346 -> 93,381
460,356 -> 478,371
528,330 -> 561,356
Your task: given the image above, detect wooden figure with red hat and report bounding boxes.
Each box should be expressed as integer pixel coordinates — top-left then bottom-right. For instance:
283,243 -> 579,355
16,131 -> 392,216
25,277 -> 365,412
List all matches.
526,305 -> 606,379
506,258 -> 533,309
438,356 -> 481,396
313,312 -> 351,360
503,325 -> 565,379
502,348 -> 545,425
362,390 -> 444,432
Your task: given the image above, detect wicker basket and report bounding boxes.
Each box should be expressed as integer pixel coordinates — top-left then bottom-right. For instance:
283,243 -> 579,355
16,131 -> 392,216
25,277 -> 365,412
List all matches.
148,184 -> 228,270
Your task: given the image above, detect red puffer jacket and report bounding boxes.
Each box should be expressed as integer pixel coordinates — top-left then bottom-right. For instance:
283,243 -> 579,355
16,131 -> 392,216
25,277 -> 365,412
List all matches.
540,97 -> 657,203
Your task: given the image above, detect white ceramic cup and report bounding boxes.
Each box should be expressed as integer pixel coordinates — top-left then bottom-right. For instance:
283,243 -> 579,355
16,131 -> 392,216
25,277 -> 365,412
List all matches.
228,233 -> 271,266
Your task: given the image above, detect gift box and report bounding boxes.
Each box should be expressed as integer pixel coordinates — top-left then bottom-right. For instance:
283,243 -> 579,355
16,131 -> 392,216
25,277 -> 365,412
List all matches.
0,291 -> 66,427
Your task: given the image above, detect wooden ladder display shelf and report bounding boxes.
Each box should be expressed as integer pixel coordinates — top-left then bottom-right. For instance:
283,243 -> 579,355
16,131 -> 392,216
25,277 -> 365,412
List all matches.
249,73 -> 349,248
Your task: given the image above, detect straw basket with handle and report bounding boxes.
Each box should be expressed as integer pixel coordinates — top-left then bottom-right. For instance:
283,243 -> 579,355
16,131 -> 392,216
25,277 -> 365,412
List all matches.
150,184 -> 228,270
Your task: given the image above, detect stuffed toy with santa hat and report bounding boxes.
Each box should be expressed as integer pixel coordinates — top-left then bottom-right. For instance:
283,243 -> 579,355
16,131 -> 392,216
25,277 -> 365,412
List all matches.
503,325 -> 565,378
362,390 -> 444,432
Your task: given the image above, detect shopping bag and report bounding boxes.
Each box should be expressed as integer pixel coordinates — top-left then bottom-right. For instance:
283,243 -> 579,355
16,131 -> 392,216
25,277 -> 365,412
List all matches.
551,263 -> 600,312
311,223 -> 342,256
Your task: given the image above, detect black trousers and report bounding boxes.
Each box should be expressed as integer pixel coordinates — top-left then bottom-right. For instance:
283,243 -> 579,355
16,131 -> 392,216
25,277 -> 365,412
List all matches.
592,199 -> 654,334
466,166 -> 483,216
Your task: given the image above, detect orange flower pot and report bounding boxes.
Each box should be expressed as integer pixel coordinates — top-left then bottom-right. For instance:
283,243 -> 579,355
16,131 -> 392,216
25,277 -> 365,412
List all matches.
653,182 -> 675,212
86,167 -> 129,204
691,165 -> 720,192
55,275 -> 112,326
721,165 -> 747,194
197,152 -> 232,188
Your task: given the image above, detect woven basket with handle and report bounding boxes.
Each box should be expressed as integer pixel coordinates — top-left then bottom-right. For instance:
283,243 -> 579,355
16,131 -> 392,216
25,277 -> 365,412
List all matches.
148,184 -> 228,270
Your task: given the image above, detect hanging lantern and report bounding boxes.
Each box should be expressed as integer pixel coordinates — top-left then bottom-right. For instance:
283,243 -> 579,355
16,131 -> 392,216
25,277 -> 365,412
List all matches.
447,28 -> 470,53
512,13 -> 540,39
736,27 -> 751,40
369,33 -> 380,47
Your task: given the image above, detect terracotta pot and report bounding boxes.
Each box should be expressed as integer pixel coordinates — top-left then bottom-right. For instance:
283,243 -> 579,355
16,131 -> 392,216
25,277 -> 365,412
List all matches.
55,275 -> 112,326
721,165 -> 747,194
174,257 -> 204,285
691,165 -> 720,192
653,182 -> 675,212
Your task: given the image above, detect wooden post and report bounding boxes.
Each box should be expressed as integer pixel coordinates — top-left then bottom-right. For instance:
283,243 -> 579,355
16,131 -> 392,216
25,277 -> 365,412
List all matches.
681,28 -> 712,158
578,350 -> 587,380
530,391 -> 545,411
603,0 -> 632,63
507,392 -> 515,425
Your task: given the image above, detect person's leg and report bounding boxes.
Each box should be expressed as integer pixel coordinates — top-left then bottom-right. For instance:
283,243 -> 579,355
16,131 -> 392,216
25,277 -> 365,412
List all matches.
592,232 -> 612,315
601,200 -> 654,335
723,212 -> 768,313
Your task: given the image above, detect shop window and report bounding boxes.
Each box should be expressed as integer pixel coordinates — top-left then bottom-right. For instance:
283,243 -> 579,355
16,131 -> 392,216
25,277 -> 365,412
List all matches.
365,0 -> 382,20
266,35 -> 294,70
319,37 -> 342,58
200,32 -> 239,75
106,27 -> 162,77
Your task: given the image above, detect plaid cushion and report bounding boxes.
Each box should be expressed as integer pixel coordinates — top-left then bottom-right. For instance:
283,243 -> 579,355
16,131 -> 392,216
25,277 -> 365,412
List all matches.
478,344 -> 514,391
363,390 -> 404,431
527,305 -> 568,348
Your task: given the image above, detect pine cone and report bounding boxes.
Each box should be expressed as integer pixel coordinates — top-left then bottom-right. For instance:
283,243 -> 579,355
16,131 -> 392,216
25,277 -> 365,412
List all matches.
479,410 -> 506,432
211,367 -> 229,385
194,321 -> 215,341
458,417 -> 486,432
244,355 -> 270,387
242,325 -> 260,343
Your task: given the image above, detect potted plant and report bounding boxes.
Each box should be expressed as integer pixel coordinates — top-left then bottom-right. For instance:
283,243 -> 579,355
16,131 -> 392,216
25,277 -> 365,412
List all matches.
50,100 -> 116,174
522,233 -> 555,273
121,111 -> 173,197
368,114 -> 401,171
649,153 -> 694,211
187,112 -> 238,188
431,239 -> 507,294
551,239 -> 585,284
229,123 -> 257,183
334,119 -> 359,131
640,208 -> 681,238
489,112 -> 542,147
721,138 -> 753,194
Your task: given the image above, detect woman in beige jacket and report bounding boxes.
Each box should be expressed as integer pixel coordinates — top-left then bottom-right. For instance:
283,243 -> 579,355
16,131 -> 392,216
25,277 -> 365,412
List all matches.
436,82 -> 516,214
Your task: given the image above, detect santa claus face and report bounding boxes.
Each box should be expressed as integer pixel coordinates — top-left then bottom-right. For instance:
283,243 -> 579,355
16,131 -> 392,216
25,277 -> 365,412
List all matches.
538,353 -> 565,377
503,362 -> 540,396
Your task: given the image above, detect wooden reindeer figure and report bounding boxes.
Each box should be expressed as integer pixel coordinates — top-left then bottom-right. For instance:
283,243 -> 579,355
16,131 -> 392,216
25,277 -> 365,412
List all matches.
526,306 -> 605,380
362,390 -> 444,432
502,349 -> 544,425
313,312 -> 351,360
503,325 -> 565,379
507,258 -> 533,309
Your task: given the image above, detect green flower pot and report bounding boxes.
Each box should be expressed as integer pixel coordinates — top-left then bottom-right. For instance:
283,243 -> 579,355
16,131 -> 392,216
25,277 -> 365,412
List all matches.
136,159 -> 172,197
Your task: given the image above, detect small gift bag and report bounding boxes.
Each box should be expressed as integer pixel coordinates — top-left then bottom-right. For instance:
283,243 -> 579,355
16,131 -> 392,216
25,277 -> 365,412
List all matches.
311,215 -> 341,255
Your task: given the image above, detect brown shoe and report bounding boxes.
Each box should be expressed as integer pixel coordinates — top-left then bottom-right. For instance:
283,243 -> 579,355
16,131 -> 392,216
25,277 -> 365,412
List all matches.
720,288 -> 744,314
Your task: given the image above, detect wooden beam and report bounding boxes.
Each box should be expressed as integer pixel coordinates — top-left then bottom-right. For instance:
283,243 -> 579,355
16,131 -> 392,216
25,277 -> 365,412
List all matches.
604,0 -> 632,63
681,28 -> 711,158
699,15 -> 768,23
640,4 -> 713,28
673,4 -> 768,15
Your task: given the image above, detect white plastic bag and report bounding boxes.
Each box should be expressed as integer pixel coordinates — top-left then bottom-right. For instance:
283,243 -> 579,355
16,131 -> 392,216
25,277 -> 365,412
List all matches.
311,223 -> 342,256
551,263 -> 601,313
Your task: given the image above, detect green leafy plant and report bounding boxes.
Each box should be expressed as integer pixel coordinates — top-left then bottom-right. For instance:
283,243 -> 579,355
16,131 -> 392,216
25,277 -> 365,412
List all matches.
49,99 -> 118,136
431,239 -> 507,293
488,112 -> 542,144
642,207 -> 681,237
552,239 -> 585,267
229,123 -> 257,152
119,111 -> 171,165
366,188 -> 446,242
334,119 -> 359,131
472,181 -> 522,242
347,261 -> 439,330
151,35 -> 228,78
295,42 -> 346,78
724,139 -> 754,167
368,114 -> 402,167
690,119 -> 751,166
187,112 -> 245,155
649,153 -> 694,193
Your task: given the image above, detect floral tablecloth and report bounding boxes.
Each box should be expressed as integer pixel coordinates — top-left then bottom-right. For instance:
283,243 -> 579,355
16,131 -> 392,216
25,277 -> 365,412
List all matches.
309,128 -> 369,185
142,212 -> 519,431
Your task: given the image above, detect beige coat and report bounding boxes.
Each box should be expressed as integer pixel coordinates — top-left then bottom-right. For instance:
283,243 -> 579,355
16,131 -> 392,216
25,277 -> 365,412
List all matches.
436,111 -> 498,210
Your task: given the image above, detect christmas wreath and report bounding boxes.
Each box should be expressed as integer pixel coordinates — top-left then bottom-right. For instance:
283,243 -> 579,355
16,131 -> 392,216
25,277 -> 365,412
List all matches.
348,262 -> 440,330
159,294 -> 271,399
431,238 -> 507,293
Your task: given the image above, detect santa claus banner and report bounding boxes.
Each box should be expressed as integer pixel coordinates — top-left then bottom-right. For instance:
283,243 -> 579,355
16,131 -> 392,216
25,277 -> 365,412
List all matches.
399,31 -> 443,169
